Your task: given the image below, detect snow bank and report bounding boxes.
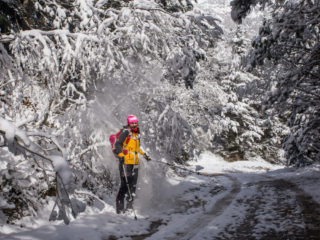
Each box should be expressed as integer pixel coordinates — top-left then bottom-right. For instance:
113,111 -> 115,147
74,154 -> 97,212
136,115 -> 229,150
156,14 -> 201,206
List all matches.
191,151 -> 283,173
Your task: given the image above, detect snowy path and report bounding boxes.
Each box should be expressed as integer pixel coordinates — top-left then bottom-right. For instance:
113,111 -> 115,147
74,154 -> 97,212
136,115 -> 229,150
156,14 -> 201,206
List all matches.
228,176 -> 320,239
1,153 -> 320,240
166,175 -> 241,240
125,154 -> 320,240
133,169 -> 320,240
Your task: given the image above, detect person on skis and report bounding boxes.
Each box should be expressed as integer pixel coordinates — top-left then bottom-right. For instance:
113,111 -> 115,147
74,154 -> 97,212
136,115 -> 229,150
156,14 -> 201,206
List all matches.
114,115 -> 151,214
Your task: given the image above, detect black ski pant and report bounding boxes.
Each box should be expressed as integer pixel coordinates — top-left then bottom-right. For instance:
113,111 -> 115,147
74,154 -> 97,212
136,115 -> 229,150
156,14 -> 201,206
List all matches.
116,163 -> 139,210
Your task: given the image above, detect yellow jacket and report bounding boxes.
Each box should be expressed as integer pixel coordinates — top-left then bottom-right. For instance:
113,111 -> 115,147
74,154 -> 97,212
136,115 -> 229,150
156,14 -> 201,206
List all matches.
115,129 -> 145,165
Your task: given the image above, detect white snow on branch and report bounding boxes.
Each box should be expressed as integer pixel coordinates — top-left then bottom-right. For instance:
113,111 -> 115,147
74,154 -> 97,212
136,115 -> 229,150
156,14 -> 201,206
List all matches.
49,155 -> 72,187
0,117 -> 71,187
0,118 -> 30,147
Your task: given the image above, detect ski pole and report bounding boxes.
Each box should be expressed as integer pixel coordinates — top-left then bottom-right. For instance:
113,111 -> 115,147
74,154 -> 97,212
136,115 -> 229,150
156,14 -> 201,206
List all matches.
153,160 -> 215,177
122,164 -> 138,220
152,160 -> 200,174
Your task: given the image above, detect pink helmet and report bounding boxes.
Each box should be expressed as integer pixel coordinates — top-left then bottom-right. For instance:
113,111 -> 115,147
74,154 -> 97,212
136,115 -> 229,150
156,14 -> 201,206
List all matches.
127,115 -> 138,125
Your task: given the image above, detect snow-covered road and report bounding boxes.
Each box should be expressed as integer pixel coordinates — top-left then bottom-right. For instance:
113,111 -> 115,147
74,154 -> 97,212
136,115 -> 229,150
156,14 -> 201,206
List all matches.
1,152 -> 320,240
163,172 -> 320,240
140,154 -> 320,240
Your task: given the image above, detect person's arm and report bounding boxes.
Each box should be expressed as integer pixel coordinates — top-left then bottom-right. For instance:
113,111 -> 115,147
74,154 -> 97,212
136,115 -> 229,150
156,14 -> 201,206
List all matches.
114,129 -> 129,158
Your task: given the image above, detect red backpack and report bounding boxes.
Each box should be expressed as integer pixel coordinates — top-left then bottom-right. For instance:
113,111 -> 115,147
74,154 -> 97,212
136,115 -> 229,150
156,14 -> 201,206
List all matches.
109,129 -> 130,157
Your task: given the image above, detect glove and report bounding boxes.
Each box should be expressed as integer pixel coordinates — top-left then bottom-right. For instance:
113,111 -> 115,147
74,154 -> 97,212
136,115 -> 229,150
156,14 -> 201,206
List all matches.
144,154 -> 151,161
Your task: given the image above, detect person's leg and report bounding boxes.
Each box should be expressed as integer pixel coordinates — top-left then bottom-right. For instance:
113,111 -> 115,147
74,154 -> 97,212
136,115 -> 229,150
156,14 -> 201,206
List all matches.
116,163 -> 128,213
116,177 -> 127,213
131,168 -> 139,195
125,165 -> 135,209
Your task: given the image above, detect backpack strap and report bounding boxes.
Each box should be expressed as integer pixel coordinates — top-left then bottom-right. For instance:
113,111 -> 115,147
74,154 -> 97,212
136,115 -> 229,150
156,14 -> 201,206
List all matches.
124,134 -> 130,146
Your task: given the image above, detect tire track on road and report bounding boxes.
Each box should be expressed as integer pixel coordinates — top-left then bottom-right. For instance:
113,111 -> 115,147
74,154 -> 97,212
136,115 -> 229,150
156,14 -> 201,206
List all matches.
171,174 -> 241,240
217,177 -> 320,240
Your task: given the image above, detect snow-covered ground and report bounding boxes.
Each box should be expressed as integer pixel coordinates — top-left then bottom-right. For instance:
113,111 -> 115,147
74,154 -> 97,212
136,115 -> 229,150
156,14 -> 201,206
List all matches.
1,152 -> 319,240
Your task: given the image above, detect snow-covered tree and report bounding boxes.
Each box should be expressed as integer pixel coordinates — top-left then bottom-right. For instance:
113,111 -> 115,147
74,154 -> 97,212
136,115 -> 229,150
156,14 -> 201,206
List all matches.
0,117 -> 77,224
231,0 -> 320,166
